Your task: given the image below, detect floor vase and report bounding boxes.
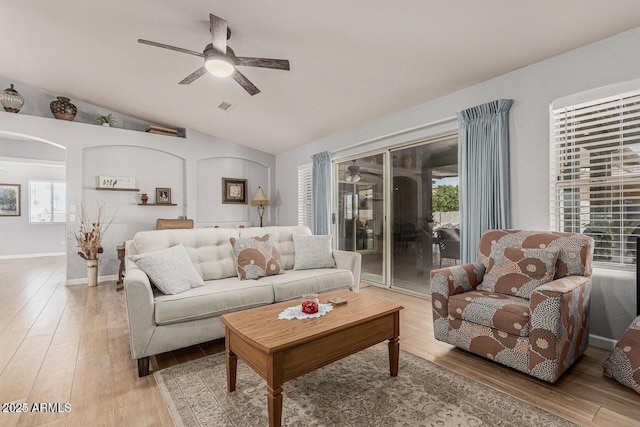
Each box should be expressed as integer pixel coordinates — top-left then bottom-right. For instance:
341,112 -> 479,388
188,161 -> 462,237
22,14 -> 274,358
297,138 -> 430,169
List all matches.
86,259 -> 99,287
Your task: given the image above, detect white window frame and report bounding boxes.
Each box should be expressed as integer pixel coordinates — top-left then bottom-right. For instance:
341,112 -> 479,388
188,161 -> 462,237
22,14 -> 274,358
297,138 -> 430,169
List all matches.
297,164 -> 312,228
29,180 -> 66,224
550,80 -> 640,268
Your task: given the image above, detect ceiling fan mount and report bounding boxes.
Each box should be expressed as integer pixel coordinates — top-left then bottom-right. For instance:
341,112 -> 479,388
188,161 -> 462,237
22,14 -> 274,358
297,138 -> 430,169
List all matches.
138,14 -> 290,96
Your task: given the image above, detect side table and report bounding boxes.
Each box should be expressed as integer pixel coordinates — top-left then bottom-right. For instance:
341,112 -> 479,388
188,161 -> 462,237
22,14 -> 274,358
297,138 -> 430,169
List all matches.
116,244 -> 125,291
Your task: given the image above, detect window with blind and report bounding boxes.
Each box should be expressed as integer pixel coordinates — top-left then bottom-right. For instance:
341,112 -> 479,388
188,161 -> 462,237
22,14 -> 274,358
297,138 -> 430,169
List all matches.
297,164 -> 312,228
550,86 -> 640,267
29,180 -> 66,223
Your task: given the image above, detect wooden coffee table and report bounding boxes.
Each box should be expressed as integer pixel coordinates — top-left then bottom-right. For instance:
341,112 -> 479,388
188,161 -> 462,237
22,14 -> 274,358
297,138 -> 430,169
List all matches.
220,289 -> 403,427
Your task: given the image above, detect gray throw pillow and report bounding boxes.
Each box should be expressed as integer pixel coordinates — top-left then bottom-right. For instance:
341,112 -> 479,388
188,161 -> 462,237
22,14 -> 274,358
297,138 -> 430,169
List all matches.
130,243 -> 204,295
293,234 -> 335,270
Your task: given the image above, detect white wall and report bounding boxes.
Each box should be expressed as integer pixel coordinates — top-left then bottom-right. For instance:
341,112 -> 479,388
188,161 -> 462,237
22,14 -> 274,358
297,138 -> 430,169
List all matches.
275,26 -> 640,344
0,108 -> 275,283
0,138 -> 66,256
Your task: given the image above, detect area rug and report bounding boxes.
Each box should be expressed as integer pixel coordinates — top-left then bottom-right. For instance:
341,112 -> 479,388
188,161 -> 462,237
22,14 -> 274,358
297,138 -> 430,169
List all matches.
155,344 -> 576,427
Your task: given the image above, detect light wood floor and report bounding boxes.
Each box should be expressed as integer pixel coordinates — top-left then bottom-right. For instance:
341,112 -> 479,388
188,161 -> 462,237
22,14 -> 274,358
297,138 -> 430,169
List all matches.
0,256 -> 638,427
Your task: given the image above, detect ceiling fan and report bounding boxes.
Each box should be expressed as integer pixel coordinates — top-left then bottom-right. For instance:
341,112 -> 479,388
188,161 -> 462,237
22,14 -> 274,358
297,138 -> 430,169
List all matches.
138,14 -> 290,95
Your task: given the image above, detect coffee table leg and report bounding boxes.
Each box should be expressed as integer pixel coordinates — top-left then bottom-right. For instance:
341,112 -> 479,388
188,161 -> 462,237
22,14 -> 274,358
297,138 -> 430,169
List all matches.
267,352 -> 284,427
226,348 -> 237,392
267,384 -> 283,427
388,337 -> 399,377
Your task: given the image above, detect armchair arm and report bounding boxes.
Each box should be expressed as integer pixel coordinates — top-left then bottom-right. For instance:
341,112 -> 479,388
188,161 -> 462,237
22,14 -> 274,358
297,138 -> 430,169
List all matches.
528,275 -> 591,382
430,262 -> 485,341
332,250 -> 362,293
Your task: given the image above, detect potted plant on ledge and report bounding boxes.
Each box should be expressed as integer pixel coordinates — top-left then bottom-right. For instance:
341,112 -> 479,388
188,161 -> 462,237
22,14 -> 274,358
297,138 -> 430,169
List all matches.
96,114 -> 116,127
72,202 -> 115,287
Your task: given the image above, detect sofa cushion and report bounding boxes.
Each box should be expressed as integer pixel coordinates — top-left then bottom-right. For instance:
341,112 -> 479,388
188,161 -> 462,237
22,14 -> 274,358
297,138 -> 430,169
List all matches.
230,234 -> 284,280
449,290 -> 531,337
603,316 -> 640,395
132,228 -> 239,280
240,226 -> 312,270
261,268 -> 353,302
292,234 -> 336,270
478,244 -> 559,299
130,244 -> 204,295
153,277 -> 275,325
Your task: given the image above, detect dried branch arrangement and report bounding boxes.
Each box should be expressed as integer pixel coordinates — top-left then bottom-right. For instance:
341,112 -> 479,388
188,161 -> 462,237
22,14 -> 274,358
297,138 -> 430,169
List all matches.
73,202 -> 116,260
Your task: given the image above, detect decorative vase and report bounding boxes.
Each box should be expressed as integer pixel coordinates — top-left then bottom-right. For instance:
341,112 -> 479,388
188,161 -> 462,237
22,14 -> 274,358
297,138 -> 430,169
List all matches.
102,123 -> 110,127
141,193 -> 149,205
86,259 -> 99,287
50,96 -> 77,121
0,84 -> 24,113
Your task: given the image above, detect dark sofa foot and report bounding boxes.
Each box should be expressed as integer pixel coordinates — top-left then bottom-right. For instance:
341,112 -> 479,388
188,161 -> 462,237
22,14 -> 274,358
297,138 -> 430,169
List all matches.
138,357 -> 150,377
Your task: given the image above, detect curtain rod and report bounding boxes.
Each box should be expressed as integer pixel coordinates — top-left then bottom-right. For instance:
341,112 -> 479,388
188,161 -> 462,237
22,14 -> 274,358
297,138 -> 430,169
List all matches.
330,115 -> 457,156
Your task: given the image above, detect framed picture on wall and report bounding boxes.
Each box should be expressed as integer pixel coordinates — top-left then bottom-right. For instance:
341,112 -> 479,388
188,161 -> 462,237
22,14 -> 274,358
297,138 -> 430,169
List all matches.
156,187 -> 172,204
0,184 -> 20,216
222,178 -> 247,204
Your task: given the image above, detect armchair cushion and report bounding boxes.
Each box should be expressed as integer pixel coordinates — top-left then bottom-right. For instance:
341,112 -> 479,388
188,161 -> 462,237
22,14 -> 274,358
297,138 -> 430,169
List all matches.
449,291 -> 531,337
478,244 -> 559,299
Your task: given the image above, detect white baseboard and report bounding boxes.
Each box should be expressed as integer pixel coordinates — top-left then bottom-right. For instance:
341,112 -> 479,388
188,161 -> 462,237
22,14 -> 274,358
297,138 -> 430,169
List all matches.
66,274 -> 118,286
0,252 -> 65,260
589,333 -> 617,351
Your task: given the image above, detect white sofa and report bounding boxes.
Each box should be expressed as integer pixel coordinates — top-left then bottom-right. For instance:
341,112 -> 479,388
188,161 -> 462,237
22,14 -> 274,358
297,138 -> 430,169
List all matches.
124,226 -> 361,376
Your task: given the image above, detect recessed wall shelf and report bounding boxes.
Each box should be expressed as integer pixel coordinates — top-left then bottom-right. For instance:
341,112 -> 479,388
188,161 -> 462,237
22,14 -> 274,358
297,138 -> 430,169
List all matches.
96,187 -> 141,192
137,203 -> 178,206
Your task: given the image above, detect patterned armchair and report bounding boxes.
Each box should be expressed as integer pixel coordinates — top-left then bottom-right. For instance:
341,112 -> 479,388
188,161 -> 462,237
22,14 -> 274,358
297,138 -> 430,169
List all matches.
430,230 -> 594,383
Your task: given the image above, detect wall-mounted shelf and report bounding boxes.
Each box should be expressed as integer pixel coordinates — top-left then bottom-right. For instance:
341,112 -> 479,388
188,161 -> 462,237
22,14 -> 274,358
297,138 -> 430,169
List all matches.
96,187 -> 140,192
138,203 -> 177,206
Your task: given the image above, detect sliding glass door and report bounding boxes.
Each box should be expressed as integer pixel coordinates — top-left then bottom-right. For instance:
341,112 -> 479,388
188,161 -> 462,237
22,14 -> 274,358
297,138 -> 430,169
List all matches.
390,137 -> 459,295
335,153 -> 386,285
332,134 -> 459,297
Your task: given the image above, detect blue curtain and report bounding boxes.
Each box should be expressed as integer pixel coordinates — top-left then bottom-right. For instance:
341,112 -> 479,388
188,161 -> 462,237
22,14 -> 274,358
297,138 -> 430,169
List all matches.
311,151 -> 331,235
458,99 -> 513,263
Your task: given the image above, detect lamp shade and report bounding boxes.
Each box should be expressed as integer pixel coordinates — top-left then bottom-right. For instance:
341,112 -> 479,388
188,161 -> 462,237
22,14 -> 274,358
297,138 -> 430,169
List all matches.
251,187 -> 270,206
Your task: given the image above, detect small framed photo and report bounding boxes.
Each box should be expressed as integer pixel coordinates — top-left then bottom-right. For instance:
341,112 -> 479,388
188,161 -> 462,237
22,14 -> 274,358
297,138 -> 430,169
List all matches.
0,184 -> 20,216
156,187 -> 172,204
222,178 -> 247,204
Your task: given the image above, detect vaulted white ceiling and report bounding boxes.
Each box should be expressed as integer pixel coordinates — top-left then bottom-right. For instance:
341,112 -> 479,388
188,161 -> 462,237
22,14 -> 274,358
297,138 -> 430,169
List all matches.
2,1 -> 640,154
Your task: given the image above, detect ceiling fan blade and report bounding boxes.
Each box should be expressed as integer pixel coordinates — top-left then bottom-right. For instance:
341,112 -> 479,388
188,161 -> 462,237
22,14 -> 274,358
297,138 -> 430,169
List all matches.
233,69 -> 260,96
179,66 -> 207,85
235,57 -> 290,70
138,39 -> 204,57
209,14 -> 228,56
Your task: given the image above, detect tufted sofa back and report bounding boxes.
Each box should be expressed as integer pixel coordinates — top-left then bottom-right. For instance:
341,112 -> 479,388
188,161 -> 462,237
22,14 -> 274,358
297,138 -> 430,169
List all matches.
131,226 -> 315,280
478,230 -> 594,279
132,228 -> 239,280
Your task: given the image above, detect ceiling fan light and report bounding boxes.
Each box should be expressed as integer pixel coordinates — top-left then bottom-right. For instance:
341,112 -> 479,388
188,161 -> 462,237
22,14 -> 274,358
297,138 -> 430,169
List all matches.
205,57 -> 235,78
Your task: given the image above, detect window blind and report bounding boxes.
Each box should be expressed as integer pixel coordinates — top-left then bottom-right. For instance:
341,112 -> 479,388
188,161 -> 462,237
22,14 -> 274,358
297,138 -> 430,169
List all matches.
550,88 -> 640,267
297,164 -> 312,228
